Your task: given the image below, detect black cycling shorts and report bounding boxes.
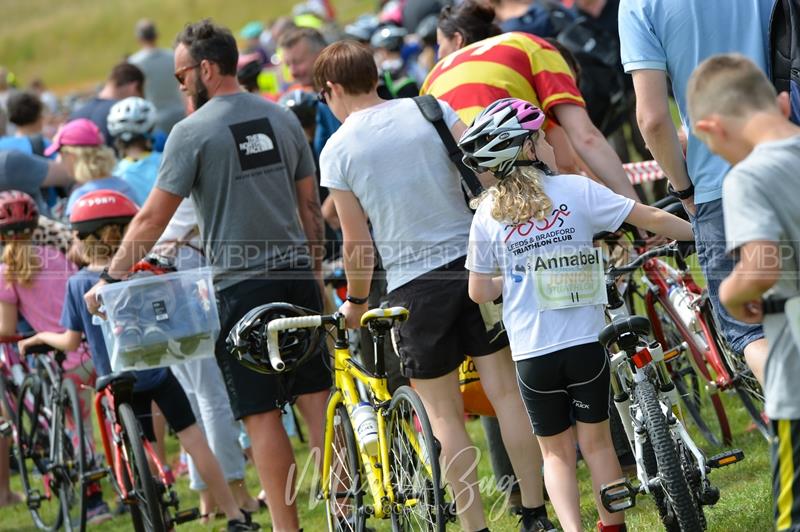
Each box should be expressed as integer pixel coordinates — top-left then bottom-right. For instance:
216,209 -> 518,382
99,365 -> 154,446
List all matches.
515,342 -> 610,437
386,256 -> 509,379
130,370 -> 195,442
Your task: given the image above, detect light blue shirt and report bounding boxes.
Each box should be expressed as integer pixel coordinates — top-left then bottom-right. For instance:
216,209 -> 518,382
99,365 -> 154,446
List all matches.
113,151 -> 162,205
619,0 -> 773,204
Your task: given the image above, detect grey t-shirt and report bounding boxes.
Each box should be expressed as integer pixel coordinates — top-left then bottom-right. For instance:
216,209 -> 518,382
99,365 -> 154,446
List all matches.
156,92 -> 316,289
0,150 -> 49,213
320,98 -> 473,292
723,134 -> 800,420
128,48 -> 185,132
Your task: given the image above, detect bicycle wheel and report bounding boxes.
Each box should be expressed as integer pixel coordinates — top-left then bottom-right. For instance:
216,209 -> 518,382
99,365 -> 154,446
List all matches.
386,386 -> 445,532
641,436 -> 679,532
16,375 -> 63,531
325,400 -> 365,532
58,379 -> 86,532
636,380 -> 703,532
118,403 -> 167,532
650,298 -> 731,446
0,374 -> 17,432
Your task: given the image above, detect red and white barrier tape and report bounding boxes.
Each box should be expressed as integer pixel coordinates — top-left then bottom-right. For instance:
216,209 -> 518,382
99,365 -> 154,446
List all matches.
623,160 -> 665,184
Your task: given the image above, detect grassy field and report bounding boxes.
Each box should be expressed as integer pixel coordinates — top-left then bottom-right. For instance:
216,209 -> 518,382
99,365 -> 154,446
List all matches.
0,0 -> 373,94
0,391 -> 773,531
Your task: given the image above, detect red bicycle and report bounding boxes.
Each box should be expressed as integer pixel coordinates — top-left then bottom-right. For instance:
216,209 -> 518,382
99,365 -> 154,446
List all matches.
93,372 -> 198,531
600,198 -> 767,446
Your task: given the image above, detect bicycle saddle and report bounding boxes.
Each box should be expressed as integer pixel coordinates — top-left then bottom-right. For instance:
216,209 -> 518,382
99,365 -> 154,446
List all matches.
95,371 -> 137,393
598,316 -> 651,350
360,307 -> 410,329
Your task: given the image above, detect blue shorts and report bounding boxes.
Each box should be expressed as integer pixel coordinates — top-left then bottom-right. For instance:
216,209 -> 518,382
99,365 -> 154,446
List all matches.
692,199 -> 764,354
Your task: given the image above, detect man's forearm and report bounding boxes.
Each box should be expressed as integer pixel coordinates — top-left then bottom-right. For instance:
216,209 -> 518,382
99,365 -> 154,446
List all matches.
638,114 -> 692,191
299,197 -> 326,275
575,133 -> 640,201
343,239 -> 374,299
108,216 -> 166,278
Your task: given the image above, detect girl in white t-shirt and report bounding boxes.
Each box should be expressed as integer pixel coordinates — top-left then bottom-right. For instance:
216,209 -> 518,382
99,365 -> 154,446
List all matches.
460,98 -> 694,532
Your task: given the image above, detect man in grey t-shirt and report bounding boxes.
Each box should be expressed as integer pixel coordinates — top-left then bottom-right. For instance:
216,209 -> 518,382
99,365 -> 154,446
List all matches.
84,20 -> 329,532
128,19 -> 186,132
688,54 -> 800,531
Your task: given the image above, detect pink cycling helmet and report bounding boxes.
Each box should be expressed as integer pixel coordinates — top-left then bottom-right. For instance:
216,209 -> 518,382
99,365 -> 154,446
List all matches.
458,98 -> 546,178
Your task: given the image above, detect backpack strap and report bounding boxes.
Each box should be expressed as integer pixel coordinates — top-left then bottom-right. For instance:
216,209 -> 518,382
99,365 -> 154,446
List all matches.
412,95 -> 485,199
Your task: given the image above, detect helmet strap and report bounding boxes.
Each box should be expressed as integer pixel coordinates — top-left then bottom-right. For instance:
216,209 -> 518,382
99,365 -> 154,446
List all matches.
513,158 -> 555,176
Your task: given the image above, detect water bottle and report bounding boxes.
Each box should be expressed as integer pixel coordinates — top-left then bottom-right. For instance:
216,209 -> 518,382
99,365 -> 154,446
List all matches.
352,402 -> 379,457
667,284 -> 697,331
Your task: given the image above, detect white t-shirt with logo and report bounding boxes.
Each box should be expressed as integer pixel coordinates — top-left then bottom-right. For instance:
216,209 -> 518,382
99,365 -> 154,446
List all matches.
466,173 -> 635,361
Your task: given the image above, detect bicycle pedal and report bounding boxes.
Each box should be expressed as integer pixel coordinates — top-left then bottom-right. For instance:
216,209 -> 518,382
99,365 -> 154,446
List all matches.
600,478 -> 637,513
173,507 -> 200,524
82,468 -> 108,482
699,484 -> 720,506
707,449 -> 745,469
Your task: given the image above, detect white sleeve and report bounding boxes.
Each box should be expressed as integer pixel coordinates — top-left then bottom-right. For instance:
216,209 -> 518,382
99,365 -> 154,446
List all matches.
319,139 -> 350,191
466,208 -> 499,274
584,178 -> 636,234
438,99 -> 461,129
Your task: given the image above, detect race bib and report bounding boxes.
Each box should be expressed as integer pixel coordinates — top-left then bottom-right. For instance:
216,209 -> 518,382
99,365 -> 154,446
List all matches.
786,296 -> 800,352
529,247 -> 607,311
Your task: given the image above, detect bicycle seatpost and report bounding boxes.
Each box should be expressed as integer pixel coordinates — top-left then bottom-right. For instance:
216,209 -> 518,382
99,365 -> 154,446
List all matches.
369,323 -> 391,379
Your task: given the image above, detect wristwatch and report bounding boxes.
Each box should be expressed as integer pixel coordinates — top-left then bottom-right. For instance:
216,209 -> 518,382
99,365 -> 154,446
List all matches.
346,294 -> 369,305
668,183 -> 695,200
100,267 -> 122,284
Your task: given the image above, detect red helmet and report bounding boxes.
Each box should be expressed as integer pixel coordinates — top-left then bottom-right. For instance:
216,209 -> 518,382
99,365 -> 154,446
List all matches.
0,191 -> 39,236
69,190 -> 139,237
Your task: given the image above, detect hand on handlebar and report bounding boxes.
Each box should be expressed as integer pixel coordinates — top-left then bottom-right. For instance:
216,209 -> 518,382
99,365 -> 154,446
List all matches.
18,335 -> 44,356
339,300 -> 368,329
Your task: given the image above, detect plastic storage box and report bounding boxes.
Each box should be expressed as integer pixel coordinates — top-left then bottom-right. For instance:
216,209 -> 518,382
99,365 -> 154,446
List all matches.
97,267 -> 219,371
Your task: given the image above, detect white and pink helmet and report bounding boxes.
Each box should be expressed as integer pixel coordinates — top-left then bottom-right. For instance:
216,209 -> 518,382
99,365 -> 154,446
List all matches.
458,98 -> 546,178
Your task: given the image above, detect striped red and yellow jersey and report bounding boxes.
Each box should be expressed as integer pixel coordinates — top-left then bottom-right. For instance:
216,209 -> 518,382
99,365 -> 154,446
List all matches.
420,32 -> 585,126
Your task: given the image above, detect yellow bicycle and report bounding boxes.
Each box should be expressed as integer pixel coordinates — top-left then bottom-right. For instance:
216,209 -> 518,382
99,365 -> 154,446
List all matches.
261,306 -> 448,531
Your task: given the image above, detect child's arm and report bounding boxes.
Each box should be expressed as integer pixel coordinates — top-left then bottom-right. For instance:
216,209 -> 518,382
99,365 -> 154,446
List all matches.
469,272 -> 503,304
719,241 -> 782,323
625,203 -> 694,242
18,330 -> 82,356
0,301 -> 18,336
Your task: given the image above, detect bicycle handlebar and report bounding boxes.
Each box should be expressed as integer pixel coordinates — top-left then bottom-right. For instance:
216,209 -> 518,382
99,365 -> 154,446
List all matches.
266,315 -> 324,372
607,241 -> 680,278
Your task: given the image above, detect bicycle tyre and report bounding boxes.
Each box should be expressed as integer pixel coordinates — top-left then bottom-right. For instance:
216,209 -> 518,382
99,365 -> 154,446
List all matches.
641,436 -> 679,531
58,379 -> 86,532
16,374 -> 63,531
118,403 -> 167,532
649,297 -> 731,446
636,380 -> 703,532
325,399 -> 365,532
387,386 -> 445,532
0,374 -> 17,431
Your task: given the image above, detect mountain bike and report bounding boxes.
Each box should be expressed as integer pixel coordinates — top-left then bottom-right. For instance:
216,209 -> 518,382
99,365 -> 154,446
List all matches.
93,372 -> 198,531
260,305 -> 450,531
598,244 -> 745,531
16,344 -> 89,531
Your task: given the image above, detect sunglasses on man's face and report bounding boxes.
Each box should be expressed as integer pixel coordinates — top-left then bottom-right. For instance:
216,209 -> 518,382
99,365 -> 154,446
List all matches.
318,88 -> 329,104
174,64 -> 200,85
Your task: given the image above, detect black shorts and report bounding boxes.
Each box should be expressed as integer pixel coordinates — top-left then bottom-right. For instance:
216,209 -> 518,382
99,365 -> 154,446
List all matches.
215,274 -> 332,419
131,371 -> 195,442
515,342 -> 610,437
386,256 -> 509,379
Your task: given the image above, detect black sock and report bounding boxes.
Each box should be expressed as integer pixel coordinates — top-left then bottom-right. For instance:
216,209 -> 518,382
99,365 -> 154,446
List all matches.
522,504 -> 548,518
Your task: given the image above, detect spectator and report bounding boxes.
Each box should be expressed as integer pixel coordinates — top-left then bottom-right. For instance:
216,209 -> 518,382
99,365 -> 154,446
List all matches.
70,62 -> 144,146
83,19 -> 330,531
491,0 -> 561,37
240,21 -> 269,66
0,92 -> 49,156
371,25 -> 419,99
0,150 -> 73,214
128,19 -> 186,133
423,0 -> 639,201
107,96 -> 160,204
279,27 -> 340,156
28,78 -> 58,116
619,0 -> 773,384
44,118 -> 137,214
686,53 -> 800,532
316,40 -> 553,532
0,67 -> 17,135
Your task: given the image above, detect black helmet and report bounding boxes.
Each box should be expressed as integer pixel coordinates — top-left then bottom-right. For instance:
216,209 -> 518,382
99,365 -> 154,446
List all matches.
344,14 -> 380,43
370,24 -> 408,52
415,14 -> 438,47
226,303 -> 324,375
279,89 -> 318,129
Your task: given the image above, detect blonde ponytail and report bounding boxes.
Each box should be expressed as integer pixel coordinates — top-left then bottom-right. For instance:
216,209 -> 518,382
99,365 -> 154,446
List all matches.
473,164 -> 553,225
2,240 -> 41,287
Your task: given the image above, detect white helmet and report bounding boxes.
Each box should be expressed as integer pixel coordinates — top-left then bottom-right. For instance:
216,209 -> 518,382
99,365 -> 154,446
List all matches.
107,97 -> 156,142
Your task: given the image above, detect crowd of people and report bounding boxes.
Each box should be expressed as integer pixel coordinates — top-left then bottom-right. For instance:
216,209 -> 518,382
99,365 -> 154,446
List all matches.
0,0 -> 797,531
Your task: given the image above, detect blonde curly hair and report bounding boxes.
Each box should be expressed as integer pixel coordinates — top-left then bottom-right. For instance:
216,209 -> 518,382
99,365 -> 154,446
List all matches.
2,238 -> 41,287
471,134 -> 553,224
60,145 -> 117,184
79,224 -> 125,264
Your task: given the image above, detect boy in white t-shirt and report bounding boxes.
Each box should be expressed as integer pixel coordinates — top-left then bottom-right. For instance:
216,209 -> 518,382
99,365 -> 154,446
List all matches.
687,53 -> 800,532
461,98 -> 693,532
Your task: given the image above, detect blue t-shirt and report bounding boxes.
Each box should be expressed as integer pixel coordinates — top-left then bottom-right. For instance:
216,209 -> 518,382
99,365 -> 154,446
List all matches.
66,176 -> 139,215
60,268 -> 168,392
619,0 -> 773,204
313,103 -> 341,159
500,3 -> 560,37
113,151 -> 162,205
0,136 -> 51,155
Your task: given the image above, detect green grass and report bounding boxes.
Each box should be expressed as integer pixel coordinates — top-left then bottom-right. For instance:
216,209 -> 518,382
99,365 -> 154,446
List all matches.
0,0 -> 373,93
0,392 -> 773,531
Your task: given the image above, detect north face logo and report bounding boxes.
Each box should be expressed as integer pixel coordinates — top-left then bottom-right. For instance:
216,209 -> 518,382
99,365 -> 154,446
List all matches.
239,134 -> 274,155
